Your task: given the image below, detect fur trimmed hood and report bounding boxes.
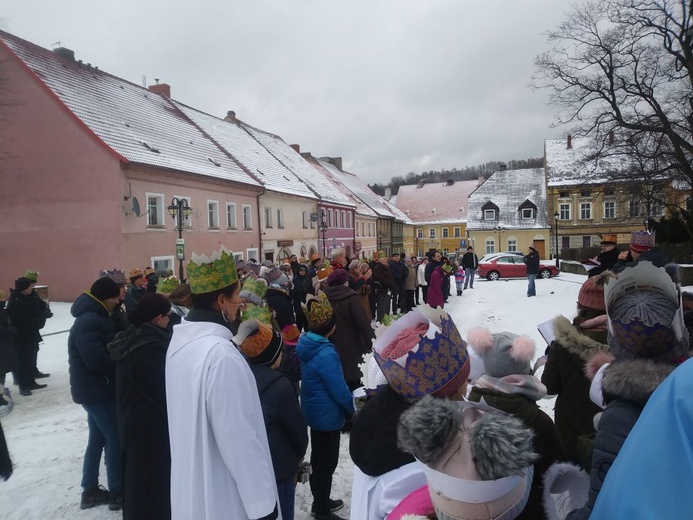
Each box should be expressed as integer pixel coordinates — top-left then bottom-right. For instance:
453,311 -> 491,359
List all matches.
552,315 -> 609,361
601,359 -> 676,407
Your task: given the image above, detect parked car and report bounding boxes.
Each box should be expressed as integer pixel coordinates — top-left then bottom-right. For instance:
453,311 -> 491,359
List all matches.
477,253 -> 559,281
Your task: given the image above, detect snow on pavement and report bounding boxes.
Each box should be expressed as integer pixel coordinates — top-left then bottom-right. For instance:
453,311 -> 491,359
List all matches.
0,273 -> 585,519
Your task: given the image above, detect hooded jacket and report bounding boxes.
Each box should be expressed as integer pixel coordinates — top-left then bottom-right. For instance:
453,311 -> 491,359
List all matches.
565,359 -> 676,520
295,331 -> 355,431
541,315 -> 609,465
249,364 -> 308,483
349,384 -> 416,477
323,284 -> 375,384
6,289 -> 48,347
67,292 -> 117,404
265,286 -> 295,331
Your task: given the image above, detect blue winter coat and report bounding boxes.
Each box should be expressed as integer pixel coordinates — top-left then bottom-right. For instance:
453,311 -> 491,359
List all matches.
68,292 -> 117,404
591,358 -> 693,519
296,332 -> 355,431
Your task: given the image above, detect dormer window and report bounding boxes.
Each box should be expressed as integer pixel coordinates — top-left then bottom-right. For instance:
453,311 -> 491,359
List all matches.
481,201 -> 499,221
521,208 -> 534,219
518,199 -> 538,220
484,209 -> 496,220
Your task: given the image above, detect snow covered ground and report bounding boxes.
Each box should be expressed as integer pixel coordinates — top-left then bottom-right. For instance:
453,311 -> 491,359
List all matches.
0,273 -> 587,519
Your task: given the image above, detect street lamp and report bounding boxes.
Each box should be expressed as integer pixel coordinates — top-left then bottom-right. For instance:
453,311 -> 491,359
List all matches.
494,224 -> 505,254
553,210 -> 560,268
167,197 -> 193,281
319,215 -> 329,258
377,231 -> 383,252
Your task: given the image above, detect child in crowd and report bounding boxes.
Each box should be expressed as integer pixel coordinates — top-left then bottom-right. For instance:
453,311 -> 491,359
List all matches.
296,291 -> 355,520
454,264 -> 465,296
236,319 -> 308,520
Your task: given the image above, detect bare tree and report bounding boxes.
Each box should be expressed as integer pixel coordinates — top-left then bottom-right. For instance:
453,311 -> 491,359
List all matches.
533,0 -> 693,188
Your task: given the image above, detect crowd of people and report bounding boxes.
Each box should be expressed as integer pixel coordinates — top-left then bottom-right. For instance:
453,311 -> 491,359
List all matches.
2,229 -> 692,519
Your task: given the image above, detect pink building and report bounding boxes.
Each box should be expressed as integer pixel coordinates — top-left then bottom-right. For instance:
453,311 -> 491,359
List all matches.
0,31 -> 262,301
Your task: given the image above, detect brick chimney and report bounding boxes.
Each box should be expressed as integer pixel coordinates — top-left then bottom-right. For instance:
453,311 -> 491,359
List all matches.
148,79 -> 171,98
224,111 -> 237,123
567,134 -> 572,149
53,47 -> 76,61
290,144 -> 300,153
320,156 -> 343,171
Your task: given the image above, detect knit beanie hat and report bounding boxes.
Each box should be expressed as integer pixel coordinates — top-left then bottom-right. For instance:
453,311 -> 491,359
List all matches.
327,268 -> 348,286
577,276 -> 606,312
605,261 -> 689,363
467,328 -> 536,378
235,319 -> 283,366
90,276 -> 122,301
14,277 -> 33,292
128,293 -> 172,325
397,397 -> 536,520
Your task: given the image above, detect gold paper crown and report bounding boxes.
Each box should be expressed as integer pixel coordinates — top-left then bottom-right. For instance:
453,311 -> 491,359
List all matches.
241,304 -> 272,325
128,268 -> 143,281
241,277 -> 268,300
24,270 -> 39,282
186,247 -> 238,294
301,290 -> 334,330
157,275 -> 180,294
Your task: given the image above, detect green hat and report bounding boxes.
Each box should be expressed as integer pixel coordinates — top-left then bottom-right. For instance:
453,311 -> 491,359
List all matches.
377,251 -> 387,259
186,247 -> 238,295
24,270 -> 39,282
157,275 -> 180,294
240,277 -> 268,305
241,304 -> 272,325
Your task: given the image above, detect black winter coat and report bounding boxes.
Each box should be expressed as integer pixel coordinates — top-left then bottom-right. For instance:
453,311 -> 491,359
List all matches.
6,290 -> 48,348
389,260 -> 407,284
611,246 -> 670,273
265,287 -> 295,331
523,251 -> 540,275
461,252 -> 478,270
349,385 -> 415,477
0,304 -> 18,375
468,387 -> 567,520
108,323 -> 171,520
566,359 -> 676,520
323,284 -> 375,384
250,364 -> 308,483
542,316 -> 609,466
371,262 -> 396,293
124,284 -> 146,315
67,293 -> 117,405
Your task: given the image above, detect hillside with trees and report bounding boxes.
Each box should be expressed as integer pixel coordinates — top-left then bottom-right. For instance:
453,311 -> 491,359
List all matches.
368,157 -> 543,195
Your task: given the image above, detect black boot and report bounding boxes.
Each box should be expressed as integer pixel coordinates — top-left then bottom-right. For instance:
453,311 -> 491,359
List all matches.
80,486 -> 110,509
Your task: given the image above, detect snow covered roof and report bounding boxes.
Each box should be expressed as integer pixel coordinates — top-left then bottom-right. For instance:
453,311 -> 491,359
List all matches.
313,159 -> 378,218
467,168 -> 549,230
174,102 -> 316,199
240,128 -> 354,207
328,168 -> 395,219
545,136 -> 634,187
394,180 -> 478,224
383,198 -> 412,224
0,31 -> 259,186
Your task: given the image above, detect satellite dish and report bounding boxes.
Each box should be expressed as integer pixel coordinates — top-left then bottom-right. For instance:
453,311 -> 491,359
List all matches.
132,197 -> 141,217
310,212 -> 319,222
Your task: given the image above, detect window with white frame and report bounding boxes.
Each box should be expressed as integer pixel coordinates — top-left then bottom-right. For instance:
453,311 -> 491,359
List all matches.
246,248 -> 259,262
417,228 -> 423,239
580,202 -> 592,220
302,211 -> 308,229
146,193 -> 164,227
243,205 -> 252,230
347,212 -> 352,228
507,237 -> 517,252
429,228 -> 436,239
151,255 -> 174,272
485,239 -> 495,254
264,207 -> 273,228
559,203 -> 571,220
277,209 -> 284,229
454,227 -> 461,238
226,202 -> 237,229
207,200 -> 219,229
603,200 -> 616,219
521,208 -> 534,219
442,228 -> 449,238
328,209 -> 333,227
484,209 -> 496,220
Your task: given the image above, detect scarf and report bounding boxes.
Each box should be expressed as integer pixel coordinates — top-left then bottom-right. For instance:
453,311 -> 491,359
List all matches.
475,374 -> 547,402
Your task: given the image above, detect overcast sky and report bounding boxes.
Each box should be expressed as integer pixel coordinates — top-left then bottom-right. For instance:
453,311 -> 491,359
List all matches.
2,1 -> 572,185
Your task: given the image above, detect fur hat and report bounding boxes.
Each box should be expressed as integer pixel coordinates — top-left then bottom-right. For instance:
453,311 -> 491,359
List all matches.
90,277 -> 122,302
630,230 -> 655,253
577,276 -> 606,312
99,268 -> 126,286
327,268 -> 348,286
467,328 -> 536,378
398,397 -> 536,520
374,306 -> 471,399
235,319 -> 283,366
605,262 -> 689,364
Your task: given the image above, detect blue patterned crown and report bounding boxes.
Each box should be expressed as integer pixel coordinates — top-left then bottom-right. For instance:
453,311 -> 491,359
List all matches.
373,306 -> 470,400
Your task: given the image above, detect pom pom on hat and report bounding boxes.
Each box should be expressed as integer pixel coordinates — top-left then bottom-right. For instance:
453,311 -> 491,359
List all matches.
90,276 -> 122,301
468,327 -> 536,378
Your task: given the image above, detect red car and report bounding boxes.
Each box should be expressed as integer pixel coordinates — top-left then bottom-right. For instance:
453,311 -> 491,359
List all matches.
477,253 -> 559,281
